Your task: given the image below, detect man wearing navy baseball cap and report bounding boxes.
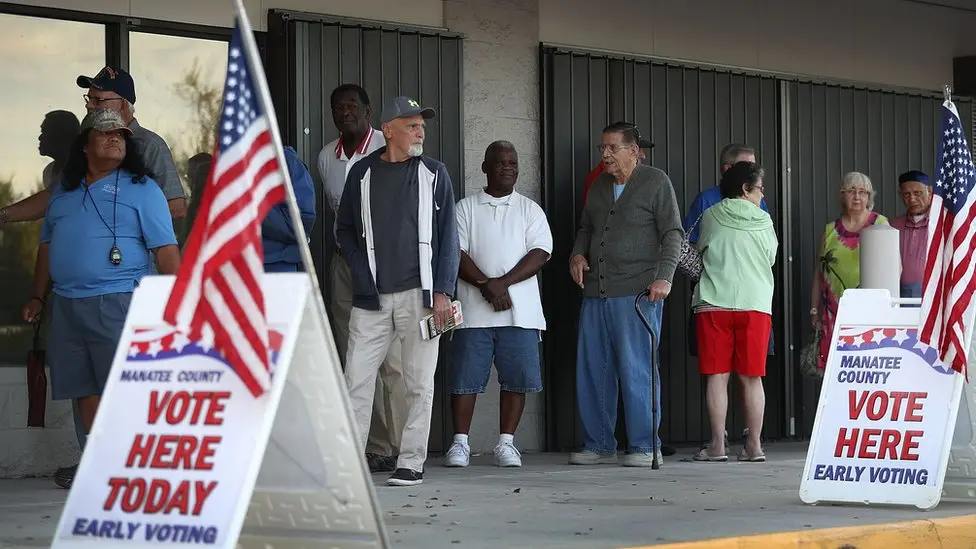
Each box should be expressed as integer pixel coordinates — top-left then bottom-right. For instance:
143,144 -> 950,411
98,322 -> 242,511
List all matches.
337,95 -> 459,486
76,65 -> 137,105
0,65 -> 187,225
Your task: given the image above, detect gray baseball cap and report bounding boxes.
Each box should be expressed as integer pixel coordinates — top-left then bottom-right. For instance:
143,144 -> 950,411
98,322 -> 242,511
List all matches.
381,95 -> 435,123
81,109 -> 132,135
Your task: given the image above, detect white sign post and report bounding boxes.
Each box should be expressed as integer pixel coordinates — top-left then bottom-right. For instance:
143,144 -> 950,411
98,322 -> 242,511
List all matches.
800,289 -> 965,510
52,274 -> 387,548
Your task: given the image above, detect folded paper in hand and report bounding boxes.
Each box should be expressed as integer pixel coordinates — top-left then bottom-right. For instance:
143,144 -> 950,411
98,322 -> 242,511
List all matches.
420,300 -> 464,340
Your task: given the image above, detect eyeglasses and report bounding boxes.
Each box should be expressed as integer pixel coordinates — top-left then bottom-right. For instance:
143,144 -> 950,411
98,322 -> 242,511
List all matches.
596,143 -> 636,154
843,189 -> 870,197
83,94 -> 125,106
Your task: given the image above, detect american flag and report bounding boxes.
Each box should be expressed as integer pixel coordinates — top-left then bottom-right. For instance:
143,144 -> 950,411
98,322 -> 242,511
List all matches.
163,23 -> 286,397
919,101 -> 976,376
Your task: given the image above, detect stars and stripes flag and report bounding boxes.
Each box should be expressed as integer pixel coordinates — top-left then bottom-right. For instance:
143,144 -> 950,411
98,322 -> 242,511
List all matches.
162,22 -> 286,397
919,100 -> 976,376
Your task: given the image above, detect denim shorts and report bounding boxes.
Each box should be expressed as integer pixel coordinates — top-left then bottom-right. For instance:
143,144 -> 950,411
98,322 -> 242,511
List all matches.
48,292 -> 132,400
449,327 -> 543,395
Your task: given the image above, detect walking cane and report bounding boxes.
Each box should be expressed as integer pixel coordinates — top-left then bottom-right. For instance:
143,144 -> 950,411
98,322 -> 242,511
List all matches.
634,289 -> 660,470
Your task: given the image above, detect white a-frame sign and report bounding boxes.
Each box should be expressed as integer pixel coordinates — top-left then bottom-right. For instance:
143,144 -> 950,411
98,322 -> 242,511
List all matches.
52,274 -> 388,548
800,290 -> 965,510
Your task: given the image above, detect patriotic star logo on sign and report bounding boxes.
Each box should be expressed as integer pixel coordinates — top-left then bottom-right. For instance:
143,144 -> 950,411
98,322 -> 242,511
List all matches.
835,326 -> 952,375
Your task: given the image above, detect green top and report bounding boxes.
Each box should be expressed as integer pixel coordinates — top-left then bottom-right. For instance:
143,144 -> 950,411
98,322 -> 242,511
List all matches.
814,211 -> 889,369
819,212 -> 889,301
693,198 -> 778,314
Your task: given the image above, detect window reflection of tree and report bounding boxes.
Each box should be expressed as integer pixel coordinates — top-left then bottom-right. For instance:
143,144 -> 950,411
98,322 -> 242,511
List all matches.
167,58 -> 221,198
167,58 -> 220,246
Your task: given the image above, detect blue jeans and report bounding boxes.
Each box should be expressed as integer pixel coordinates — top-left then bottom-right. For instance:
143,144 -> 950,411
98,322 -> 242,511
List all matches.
576,296 -> 663,454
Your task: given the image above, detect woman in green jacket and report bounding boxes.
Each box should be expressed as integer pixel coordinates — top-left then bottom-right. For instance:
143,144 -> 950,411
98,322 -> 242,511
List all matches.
692,162 -> 778,463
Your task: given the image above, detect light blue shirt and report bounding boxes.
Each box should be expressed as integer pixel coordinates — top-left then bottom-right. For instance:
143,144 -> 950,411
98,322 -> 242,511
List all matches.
42,170 -> 177,298
613,183 -> 626,201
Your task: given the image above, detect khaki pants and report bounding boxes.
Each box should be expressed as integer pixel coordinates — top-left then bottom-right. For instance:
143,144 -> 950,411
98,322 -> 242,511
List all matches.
345,288 -> 440,472
330,254 -> 405,456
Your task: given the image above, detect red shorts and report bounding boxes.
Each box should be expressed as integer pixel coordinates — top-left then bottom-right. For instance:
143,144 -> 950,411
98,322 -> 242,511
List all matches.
695,310 -> 771,377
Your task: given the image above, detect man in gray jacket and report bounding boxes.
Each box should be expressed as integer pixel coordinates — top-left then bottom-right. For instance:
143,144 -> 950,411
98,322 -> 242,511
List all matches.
568,122 -> 683,467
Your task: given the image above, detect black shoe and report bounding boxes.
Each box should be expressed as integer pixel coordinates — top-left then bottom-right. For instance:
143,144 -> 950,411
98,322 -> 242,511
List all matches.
660,445 -> 676,457
386,468 -> 423,486
365,453 -> 397,473
54,464 -> 78,489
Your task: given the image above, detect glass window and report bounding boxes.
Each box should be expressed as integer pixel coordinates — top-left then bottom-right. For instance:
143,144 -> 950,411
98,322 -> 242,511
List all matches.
0,14 -> 104,363
129,32 -> 226,241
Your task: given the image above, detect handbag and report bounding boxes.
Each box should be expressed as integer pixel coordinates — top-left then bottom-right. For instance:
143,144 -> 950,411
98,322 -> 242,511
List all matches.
26,319 -> 47,427
798,328 -> 824,379
676,212 -> 705,281
799,251 -> 849,379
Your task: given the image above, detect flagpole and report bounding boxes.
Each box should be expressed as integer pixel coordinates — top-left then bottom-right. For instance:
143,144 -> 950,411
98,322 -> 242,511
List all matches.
229,1 -> 328,320
230,1 -> 392,545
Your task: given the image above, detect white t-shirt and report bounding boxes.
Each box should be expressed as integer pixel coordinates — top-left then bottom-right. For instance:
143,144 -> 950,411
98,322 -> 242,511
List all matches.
455,190 -> 553,330
316,127 -> 385,238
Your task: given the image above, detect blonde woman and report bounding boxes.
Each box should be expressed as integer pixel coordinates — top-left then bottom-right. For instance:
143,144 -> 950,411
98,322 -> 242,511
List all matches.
809,172 -> 889,370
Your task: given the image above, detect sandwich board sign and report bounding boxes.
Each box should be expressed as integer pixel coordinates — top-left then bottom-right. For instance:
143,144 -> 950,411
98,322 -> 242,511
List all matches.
944,350 -> 976,500
52,274 -> 388,547
800,289 -> 965,509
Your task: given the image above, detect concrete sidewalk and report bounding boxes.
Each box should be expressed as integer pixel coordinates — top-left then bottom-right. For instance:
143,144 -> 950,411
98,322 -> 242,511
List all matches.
4,442 -> 976,548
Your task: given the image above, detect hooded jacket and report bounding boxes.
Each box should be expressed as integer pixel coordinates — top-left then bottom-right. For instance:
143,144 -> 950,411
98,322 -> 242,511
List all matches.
693,198 -> 778,314
336,147 -> 459,311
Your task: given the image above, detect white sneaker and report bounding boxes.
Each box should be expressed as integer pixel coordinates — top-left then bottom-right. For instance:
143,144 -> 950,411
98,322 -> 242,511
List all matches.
494,442 -> 522,467
443,442 -> 470,467
568,450 -> 617,465
621,450 -> 664,467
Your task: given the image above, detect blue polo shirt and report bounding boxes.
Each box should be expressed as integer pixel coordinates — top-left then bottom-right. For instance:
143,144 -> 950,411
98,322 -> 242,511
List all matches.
683,185 -> 769,243
42,170 -> 177,299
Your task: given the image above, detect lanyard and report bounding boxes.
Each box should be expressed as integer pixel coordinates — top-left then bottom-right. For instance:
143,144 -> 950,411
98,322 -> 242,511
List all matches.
82,170 -> 122,265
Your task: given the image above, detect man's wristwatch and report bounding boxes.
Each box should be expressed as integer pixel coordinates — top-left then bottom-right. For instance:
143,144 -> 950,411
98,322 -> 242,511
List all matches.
809,307 -> 818,315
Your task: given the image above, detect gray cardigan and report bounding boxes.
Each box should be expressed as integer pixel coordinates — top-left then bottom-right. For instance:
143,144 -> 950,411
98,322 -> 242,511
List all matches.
572,165 -> 684,298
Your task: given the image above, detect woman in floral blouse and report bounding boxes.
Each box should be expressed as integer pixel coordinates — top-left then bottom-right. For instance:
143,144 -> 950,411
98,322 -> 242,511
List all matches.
810,172 -> 889,370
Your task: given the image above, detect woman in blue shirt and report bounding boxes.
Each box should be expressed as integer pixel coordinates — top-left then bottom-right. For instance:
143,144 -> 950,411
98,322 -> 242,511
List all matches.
21,109 -> 180,487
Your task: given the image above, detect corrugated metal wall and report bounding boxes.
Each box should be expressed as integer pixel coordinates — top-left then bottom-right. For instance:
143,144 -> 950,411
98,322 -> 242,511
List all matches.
785,82 -> 973,435
267,10 -> 464,452
541,45 -> 974,449
540,46 -> 785,448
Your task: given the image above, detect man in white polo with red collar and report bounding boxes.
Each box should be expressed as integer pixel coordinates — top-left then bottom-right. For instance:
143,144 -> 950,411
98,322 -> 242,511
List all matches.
317,84 -> 405,475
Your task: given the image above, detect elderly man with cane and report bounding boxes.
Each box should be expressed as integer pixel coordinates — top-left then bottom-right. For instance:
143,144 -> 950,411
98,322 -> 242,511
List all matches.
568,122 -> 683,467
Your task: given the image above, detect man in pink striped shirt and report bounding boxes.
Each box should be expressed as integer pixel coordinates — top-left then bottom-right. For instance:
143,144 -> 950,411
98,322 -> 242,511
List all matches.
890,170 -> 932,298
